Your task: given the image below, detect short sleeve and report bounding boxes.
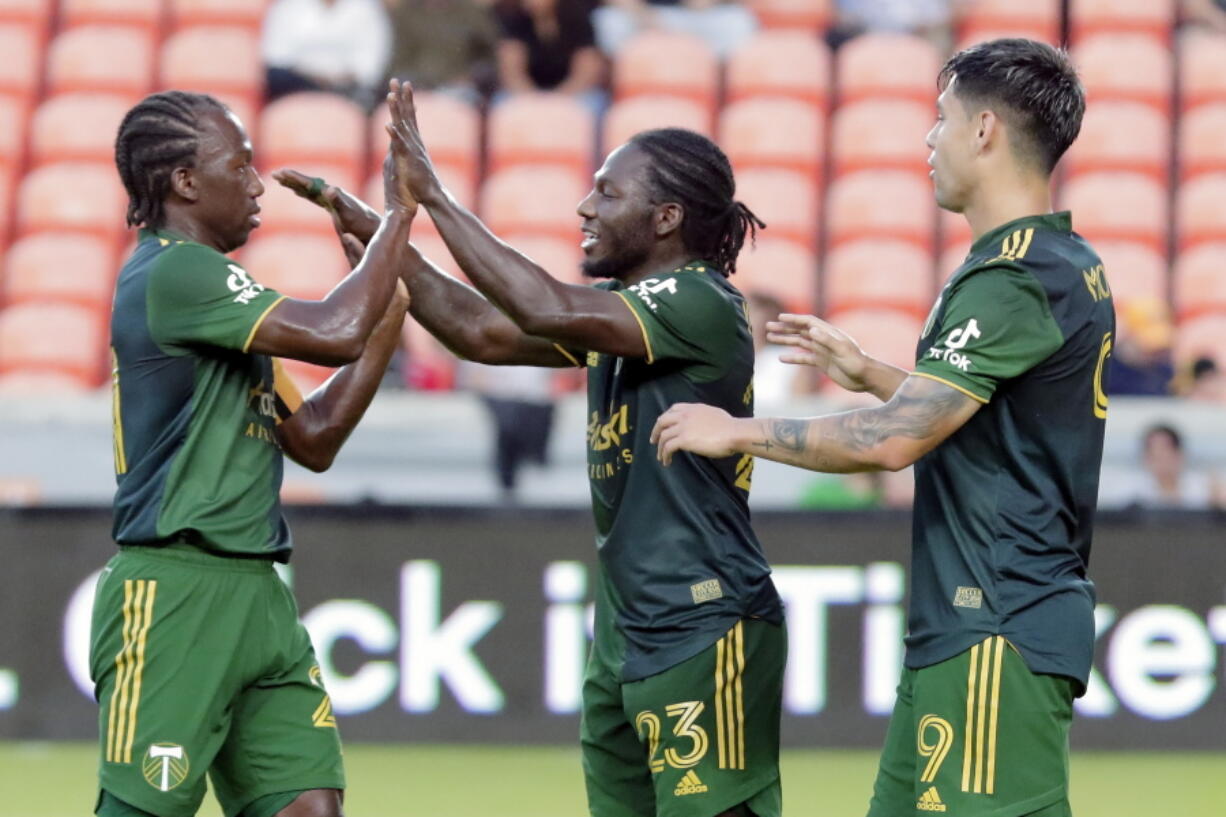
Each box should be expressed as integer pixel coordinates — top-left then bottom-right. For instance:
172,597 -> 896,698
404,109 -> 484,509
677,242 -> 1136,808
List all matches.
913,264 -> 1064,402
147,244 -> 286,354
617,272 -> 739,376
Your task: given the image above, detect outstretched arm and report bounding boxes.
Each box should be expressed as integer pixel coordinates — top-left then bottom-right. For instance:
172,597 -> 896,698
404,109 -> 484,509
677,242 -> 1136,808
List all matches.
766,313 -> 908,402
277,280 -> 410,472
651,374 -> 982,472
384,81 -> 647,357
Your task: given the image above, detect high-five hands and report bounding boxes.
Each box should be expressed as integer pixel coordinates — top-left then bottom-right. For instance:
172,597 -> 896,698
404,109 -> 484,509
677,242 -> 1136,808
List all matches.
385,77 -> 444,210
767,313 -> 873,393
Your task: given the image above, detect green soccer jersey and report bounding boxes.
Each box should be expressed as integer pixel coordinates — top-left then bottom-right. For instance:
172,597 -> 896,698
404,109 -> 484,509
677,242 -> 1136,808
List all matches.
110,228 -> 300,561
572,261 -> 783,683
908,212 -> 1114,689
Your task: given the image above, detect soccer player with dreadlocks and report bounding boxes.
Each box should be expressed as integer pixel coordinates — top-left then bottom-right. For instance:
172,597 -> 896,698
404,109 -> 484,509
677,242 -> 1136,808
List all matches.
280,84 -> 786,817
93,83 -> 419,817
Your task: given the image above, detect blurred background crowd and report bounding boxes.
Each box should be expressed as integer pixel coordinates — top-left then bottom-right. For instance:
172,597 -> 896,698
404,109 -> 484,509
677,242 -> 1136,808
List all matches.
0,0 -> 1223,510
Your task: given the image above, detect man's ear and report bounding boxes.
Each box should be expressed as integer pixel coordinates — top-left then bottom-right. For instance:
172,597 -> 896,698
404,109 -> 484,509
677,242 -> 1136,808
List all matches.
655,201 -> 683,238
169,166 -> 198,202
974,110 -> 999,156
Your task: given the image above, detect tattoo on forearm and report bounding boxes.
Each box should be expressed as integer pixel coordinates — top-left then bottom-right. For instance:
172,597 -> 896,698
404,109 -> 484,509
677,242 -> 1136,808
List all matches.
833,379 -> 968,451
753,419 -> 808,453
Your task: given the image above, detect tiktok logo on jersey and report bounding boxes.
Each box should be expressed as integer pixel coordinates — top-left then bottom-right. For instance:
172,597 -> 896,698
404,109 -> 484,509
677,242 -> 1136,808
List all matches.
926,318 -> 981,372
226,263 -> 266,305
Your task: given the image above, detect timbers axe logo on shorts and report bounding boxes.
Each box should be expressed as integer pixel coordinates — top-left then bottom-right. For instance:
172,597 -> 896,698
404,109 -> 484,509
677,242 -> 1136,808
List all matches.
927,317 -> 980,371
142,743 -> 189,792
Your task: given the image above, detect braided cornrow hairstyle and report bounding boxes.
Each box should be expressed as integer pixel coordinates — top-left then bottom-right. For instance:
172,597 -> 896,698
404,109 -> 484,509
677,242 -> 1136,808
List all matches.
627,128 -> 766,276
114,91 -> 226,230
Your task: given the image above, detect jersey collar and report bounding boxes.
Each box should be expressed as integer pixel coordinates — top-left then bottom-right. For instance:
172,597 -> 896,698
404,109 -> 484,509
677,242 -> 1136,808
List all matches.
969,211 -> 1072,256
137,226 -> 192,244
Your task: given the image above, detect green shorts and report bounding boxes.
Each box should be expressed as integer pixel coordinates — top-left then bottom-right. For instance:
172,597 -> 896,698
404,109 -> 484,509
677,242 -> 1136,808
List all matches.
89,545 -> 344,817
868,636 -> 1075,817
581,619 -> 786,817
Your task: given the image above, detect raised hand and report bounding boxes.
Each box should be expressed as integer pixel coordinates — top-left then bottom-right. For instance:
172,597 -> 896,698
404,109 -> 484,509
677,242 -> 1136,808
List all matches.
767,313 -> 873,393
650,403 -> 741,466
384,77 -> 444,209
272,168 -> 381,245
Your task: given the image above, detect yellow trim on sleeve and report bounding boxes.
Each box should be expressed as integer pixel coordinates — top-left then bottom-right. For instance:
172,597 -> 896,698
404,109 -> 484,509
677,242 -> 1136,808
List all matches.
242,295 -> 288,353
911,371 -> 990,404
272,358 -> 304,422
614,290 -> 654,364
551,343 -> 582,367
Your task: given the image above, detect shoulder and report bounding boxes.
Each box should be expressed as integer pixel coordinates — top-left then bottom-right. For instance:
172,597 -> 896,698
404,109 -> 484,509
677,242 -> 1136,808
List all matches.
148,241 -> 259,301
950,259 -> 1049,310
622,269 -> 739,322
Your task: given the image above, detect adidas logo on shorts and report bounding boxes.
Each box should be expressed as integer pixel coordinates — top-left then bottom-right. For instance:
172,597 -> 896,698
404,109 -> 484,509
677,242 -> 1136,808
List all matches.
674,770 -> 708,796
917,785 -> 946,812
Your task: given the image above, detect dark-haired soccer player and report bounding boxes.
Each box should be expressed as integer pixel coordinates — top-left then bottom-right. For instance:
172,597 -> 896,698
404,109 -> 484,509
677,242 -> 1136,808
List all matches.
94,82 -> 418,817
281,87 -> 786,816
653,38 -> 1112,817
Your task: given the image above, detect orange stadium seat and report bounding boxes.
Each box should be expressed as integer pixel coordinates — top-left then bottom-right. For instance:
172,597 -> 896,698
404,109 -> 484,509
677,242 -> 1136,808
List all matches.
1069,0 -> 1176,44
409,229 -> 465,283
488,94 -> 596,175
0,22 -> 42,101
1093,241 -> 1166,309
837,33 -> 942,105
1063,100 -> 1170,182
240,233 -> 351,301
958,0 -> 1061,45
0,0 -> 52,44
369,93 -> 479,188
498,233 -> 585,285
0,93 -> 24,171
28,93 -> 132,167
734,167 -> 819,249
955,27 -> 1062,52
169,0 -> 269,31
826,170 -> 936,251
259,92 -> 366,182
16,162 -> 128,243
61,0 -> 163,32
1072,33 -> 1173,113
46,25 -> 155,98
824,239 -> 935,317
1175,172 -> 1226,250
720,98 -> 823,177
481,165 -> 588,241
940,209 -> 972,253
831,98 -> 931,179
159,26 -> 262,115
364,160 -> 476,220
1180,29 -> 1226,112
822,308 -> 922,371
601,95 -> 711,152
938,241 -> 971,280
726,31 -> 831,110
254,163 -> 360,237
1173,314 -> 1226,365
0,301 -> 106,384
734,237 -> 817,313
747,0 -> 833,31
1173,242 -> 1226,320
0,164 -> 13,243
1059,172 -> 1167,251
1179,103 -> 1226,179
2,232 -> 117,308
613,30 -> 719,111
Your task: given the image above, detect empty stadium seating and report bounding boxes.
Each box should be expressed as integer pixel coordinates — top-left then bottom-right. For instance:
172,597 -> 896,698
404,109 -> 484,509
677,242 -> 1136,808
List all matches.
255,162 -> 360,237
1094,241 -> 1167,308
45,25 -> 154,98
0,94 -> 23,171
613,30 -> 719,111
258,92 -> 366,182
601,95 -> 711,152
720,97 -> 823,177
0,301 -> 106,385
369,93 -> 480,195
735,238 -> 816,313
748,0 -> 833,31
826,171 -> 936,251
1180,29 -> 1226,112
821,308 -> 923,371
726,30 -> 830,110
1063,100 -> 1170,182
60,0 -> 162,33
1060,172 -> 1168,251
28,93 -> 132,167
837,33 -> 942,105
1072,33 -> 1172,113
734,167 -> 819,250
240,233 -> 351,301
488,94 -> 596,175
1179,103 -> 1226,179
831,99 -> 931,179
482,165 -> 588,241
1069,0 -> 1176,44
159,26 -> 262,113
16,161 -> 127,243
0,22 -> 43,102
2,231 -> 117,308
168,0 -> 269,32
1173,242 -> 1226,320
824,239 -> 935,317
1175,173 -> 1226,250
1173,314 -> 1226,365
958,0 -> 1061,45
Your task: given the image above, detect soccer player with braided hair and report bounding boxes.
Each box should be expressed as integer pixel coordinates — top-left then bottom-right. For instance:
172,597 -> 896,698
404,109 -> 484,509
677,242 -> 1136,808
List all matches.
279,85 -> 785,817
94,83 -> 421,817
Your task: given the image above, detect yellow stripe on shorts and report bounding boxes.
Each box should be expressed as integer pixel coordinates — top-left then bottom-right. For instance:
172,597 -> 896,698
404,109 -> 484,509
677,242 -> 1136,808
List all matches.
714,621 -> 746,770
961,635 -> 1005,794
107,579 -> 156,764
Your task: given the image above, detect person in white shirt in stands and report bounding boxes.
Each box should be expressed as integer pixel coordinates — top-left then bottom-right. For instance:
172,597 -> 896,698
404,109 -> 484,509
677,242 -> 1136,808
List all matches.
592,0 -> 758,59
1126,423 -> 1224,510
262,0 -> 392,107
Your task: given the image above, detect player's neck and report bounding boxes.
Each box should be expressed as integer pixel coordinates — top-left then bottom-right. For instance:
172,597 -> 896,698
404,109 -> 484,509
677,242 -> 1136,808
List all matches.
161,210 -> 225,253
621,247 -> 696,287
963,172 -> 1053,243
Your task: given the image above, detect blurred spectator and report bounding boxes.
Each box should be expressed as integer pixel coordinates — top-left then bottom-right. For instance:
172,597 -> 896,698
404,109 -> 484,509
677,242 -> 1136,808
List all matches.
1109,297 -> 1175,396
494,0 -> 606,113
592,0 -> 758,59
384,0 -> 499,102
262,0 -> 392,106
828,0 -> 953,51
1182,0 -> 1226,32
1125,424 -> 1224,509
747,291 -> 810,408
1185,357 -> 1226,402
462,363 -> 557,502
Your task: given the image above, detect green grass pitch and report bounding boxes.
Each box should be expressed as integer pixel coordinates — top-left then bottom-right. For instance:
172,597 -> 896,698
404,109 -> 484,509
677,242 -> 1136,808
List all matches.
2,742 -> 1223,816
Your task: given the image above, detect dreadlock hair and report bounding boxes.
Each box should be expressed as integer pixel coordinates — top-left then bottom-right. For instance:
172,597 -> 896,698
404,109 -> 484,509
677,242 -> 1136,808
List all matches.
627,128 -> 766,277
114,91 -> 227,230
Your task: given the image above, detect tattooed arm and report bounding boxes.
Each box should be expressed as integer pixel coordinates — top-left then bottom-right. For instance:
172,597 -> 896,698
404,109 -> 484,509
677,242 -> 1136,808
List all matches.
651,375 -> 982,472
